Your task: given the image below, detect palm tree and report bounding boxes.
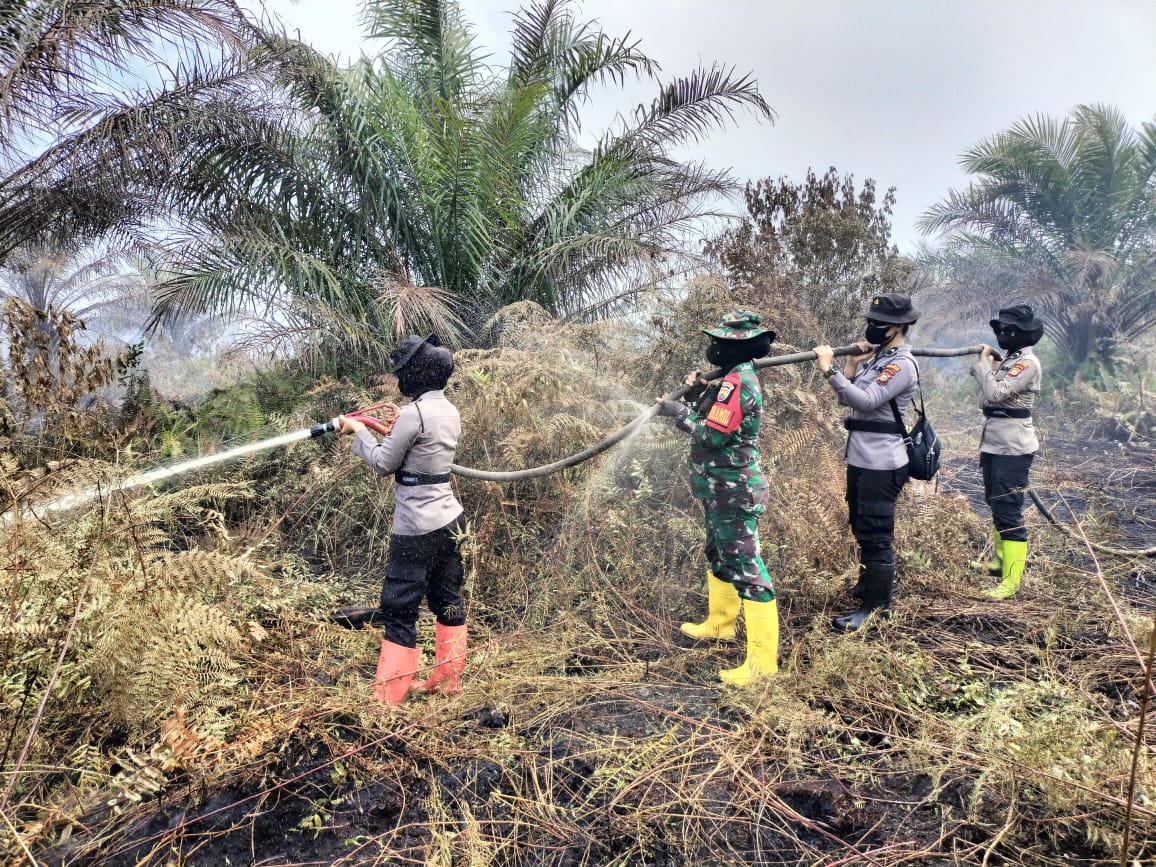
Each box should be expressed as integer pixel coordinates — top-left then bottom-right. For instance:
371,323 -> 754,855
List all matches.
0,244 -> 149,347
5,0 -> 772,361
0,0 -> 259,263
919,103 -> 1156,378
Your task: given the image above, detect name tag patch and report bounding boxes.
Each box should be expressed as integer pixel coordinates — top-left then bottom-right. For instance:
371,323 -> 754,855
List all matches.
705,373 -> 743,433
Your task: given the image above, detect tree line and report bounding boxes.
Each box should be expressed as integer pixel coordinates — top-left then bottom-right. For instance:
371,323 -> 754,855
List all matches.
1,0 -> 1153,382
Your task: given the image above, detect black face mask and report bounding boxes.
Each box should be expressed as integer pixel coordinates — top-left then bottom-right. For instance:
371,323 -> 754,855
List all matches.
865,322 -> 893,345
995,325 -> 1045,354
394,370 -> 417,398
706,333 -> 774,369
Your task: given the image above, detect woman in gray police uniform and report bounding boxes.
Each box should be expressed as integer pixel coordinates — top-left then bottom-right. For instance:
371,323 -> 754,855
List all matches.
339,335 -> 467,705
814,293 -> 920,632
968,304 -> 1044,600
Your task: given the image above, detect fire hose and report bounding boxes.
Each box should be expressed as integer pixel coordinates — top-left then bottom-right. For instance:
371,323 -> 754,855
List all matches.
19,344 -> 1149,561
449,344 -> 976,481
326,342 -> 1151,560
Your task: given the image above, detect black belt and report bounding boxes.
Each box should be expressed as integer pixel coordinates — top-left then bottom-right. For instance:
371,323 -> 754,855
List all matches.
983,407 -> 1031,419
394,470 -> 452,486
844,418 -> 905,435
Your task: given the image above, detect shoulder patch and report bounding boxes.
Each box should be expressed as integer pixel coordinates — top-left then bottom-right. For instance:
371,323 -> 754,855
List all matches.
1008,360 -> 1031,378
705,373 -> 743,433
876,362 -> 902,385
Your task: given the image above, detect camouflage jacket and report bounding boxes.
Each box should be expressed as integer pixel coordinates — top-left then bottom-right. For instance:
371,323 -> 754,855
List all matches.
682,361 -> 770,507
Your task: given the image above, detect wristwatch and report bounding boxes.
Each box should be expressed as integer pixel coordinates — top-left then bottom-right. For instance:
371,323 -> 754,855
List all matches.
823,365 -> 838,379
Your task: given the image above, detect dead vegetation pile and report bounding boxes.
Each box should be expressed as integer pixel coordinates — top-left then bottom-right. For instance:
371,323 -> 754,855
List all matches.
2,295 -> 1154,865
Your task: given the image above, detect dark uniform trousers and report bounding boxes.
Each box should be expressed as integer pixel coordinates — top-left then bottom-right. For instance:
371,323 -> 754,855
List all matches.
380,514 -> 467,648
846,465 -> 909,604
980,453 -> 1034,543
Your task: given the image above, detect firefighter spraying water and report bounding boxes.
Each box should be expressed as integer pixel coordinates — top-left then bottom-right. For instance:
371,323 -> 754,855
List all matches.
11,321 -> 1155,711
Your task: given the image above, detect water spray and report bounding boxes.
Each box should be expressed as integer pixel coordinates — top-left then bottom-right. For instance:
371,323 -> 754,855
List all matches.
8,343 -> 1155,558
8,413 -> 397,522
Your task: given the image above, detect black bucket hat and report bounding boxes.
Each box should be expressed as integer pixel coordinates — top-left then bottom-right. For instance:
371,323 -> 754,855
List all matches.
990,303 -> 1043,332
861,293 -> 920,324
389,333 -> 440,374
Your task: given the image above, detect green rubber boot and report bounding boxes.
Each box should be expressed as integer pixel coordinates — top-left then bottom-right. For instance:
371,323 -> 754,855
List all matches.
969,530 -> 1003,577
985,540 -> 1026,600
680,572 -> 740,641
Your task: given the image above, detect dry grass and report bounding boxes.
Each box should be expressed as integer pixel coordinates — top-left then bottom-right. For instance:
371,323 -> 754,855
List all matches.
1,300 -> 1154,865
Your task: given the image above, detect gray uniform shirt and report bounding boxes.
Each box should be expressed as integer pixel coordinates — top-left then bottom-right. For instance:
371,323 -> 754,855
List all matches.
351,389 -> 464,536
970,347 -> 1041,456
829,345 -> 918,471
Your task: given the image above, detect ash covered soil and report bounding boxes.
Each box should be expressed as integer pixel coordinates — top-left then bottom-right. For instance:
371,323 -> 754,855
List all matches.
29,424 -> 1155,867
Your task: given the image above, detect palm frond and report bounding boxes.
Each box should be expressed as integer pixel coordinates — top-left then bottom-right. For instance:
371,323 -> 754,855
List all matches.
0,0 -> 253,138
362,0 -> 483,99
370,272 -> 468,346
613,65 -> 773,153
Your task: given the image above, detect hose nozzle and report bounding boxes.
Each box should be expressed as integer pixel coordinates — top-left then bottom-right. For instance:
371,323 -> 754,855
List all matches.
309,417 -> 343,438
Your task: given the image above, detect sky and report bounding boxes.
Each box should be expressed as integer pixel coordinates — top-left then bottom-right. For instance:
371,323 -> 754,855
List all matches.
258,0 -> 1156,253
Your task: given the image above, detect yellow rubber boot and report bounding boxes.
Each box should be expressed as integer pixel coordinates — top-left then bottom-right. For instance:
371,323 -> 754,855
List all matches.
680,572 -> 741,641
719,598 -> 779,686
969,530 -> 1003,576
984,540 -> 1026,600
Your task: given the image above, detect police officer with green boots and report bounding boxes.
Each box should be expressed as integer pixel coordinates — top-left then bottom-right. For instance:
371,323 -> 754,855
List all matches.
656,309 -> 778,686
968,304 -> 1044,600
814,293 -> 921,632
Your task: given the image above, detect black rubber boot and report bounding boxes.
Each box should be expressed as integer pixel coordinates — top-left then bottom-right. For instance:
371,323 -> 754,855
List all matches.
849,565 -> 867,601
833,562 -> 893,632
330,605 -> 384,629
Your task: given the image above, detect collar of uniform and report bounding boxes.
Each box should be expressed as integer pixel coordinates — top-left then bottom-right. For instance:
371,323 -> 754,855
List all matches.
1007,350 -> 1023,359
412,389 -> 446,403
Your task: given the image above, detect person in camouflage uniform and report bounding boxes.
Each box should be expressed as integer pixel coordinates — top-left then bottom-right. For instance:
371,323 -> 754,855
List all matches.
656,309 -> 778,686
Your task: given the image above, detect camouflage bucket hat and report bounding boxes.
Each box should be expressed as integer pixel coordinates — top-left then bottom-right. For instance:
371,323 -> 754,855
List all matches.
701,309 -> 772,340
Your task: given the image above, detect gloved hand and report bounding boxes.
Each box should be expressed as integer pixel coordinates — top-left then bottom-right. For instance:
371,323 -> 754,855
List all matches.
683,370 -> 709,402
655,399 -> 689,420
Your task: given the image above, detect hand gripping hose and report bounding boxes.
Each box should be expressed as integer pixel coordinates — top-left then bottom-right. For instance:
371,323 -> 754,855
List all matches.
310,414 -> 394,437
449,344 -> 982,482
444,343 -> 1154,560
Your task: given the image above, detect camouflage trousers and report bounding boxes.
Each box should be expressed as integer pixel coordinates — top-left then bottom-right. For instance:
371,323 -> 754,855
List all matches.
703,502 -> 775,603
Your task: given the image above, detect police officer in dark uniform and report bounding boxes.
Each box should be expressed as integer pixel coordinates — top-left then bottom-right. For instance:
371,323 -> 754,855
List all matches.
339,335 -> 467,705
814,293 -> 920,631
968,304 -> 1044,599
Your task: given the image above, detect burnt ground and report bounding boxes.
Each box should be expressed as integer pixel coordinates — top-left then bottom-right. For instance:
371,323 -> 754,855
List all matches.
25,421 -> 1155,867
938,423 -> 1156,596
38,688 -> 1000,867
